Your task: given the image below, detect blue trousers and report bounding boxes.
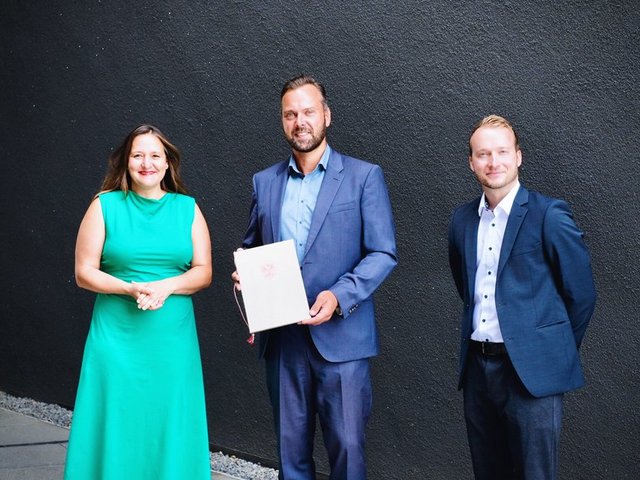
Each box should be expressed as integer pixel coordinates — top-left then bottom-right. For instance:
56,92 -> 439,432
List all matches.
463,351 -> 564,480
265,325 -> 372,480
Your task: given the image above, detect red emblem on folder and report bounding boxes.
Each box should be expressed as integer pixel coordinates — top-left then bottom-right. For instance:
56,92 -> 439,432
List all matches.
261,263 -> 276,279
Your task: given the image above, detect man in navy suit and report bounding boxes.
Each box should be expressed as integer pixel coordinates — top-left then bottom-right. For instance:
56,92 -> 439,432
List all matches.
234,74 -> 397,479
448,115 -> 596,479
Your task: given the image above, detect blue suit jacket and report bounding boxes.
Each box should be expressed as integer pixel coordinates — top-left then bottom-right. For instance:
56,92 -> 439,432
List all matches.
448,186 -> 596,398
243,148 -> 397,362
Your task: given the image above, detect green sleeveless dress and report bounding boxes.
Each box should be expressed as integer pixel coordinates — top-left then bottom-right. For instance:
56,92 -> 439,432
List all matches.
64,190 -> 210,480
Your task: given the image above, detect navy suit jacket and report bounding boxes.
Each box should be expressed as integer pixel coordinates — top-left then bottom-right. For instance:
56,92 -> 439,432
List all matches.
448,186 -> 596,398
243,148 -> 397,362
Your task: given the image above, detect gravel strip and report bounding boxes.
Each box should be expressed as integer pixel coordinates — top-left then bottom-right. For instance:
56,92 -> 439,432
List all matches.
0,391 -> 278,480
0,390 -> 72,428
210,451 -> 278,480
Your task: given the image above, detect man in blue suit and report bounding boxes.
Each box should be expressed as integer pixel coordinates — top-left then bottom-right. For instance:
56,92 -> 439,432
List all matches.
235,74 -> 397,479
448,114 -> 596,479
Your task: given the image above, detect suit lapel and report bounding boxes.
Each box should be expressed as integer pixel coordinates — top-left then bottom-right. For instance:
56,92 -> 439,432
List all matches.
464,202 -> 480,302
497,186 -> 529,277
303,150 -> 345,259
269,162 -> 289,243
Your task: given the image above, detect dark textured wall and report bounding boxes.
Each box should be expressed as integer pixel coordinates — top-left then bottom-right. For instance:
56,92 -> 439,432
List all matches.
1,1 -> 638,478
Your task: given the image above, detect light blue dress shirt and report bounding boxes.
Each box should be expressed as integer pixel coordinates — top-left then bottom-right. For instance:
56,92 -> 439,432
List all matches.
280,146 -> 331,263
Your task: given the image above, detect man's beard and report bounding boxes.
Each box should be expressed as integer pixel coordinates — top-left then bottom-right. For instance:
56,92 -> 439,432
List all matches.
286,125 -> 327,153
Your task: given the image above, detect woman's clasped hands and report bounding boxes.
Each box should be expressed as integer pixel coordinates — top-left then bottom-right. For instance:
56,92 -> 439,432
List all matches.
130,280 -> 174,311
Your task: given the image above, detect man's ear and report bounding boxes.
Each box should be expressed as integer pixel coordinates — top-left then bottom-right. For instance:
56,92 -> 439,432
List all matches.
324,106 -> 332,128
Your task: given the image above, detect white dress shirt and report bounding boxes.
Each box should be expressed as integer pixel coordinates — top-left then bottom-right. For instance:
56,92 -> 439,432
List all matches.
471,182 -> 520,343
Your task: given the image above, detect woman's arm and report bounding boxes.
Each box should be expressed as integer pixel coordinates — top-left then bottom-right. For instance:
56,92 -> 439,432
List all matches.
75,197 -> 148,298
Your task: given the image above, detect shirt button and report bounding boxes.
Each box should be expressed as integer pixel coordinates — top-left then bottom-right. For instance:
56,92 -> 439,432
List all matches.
491,223 -> 495,227
484,295 -> 488,299
488,247 -> 492,251
488,271 -> 492,275
482,319 -> 486,323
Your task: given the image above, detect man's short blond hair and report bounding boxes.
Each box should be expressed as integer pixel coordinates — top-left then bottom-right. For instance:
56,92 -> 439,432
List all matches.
469,114 -> 520,156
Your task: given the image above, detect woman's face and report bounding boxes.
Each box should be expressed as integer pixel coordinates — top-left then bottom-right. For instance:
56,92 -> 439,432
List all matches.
127,133 -> 169,195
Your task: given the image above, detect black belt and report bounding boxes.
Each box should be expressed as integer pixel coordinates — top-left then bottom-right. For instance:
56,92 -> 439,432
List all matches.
470,340 -> 507,356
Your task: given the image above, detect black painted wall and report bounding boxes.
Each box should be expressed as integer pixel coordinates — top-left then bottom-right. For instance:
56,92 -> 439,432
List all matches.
1,1 -> 638,478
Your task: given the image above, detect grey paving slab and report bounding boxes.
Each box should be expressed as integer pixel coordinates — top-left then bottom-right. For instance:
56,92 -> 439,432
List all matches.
0,409 -> 68,446
0,443 -> 67,469
0,408 -> 41,426
211,472 -> 243,480
0,464 -> 65,480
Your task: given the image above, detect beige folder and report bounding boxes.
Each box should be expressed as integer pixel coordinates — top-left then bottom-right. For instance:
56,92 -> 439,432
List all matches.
233,240 -> 311,333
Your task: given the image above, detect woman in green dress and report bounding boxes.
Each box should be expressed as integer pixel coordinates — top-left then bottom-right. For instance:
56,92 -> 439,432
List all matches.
64,125 -> 212,479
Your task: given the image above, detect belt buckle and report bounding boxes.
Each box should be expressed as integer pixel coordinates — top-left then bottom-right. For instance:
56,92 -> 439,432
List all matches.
481,342 -> 487,355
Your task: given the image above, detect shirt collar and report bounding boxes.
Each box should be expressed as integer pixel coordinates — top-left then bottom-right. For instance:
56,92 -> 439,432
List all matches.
288,145 -> 331,176
477,180 -> 521,217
